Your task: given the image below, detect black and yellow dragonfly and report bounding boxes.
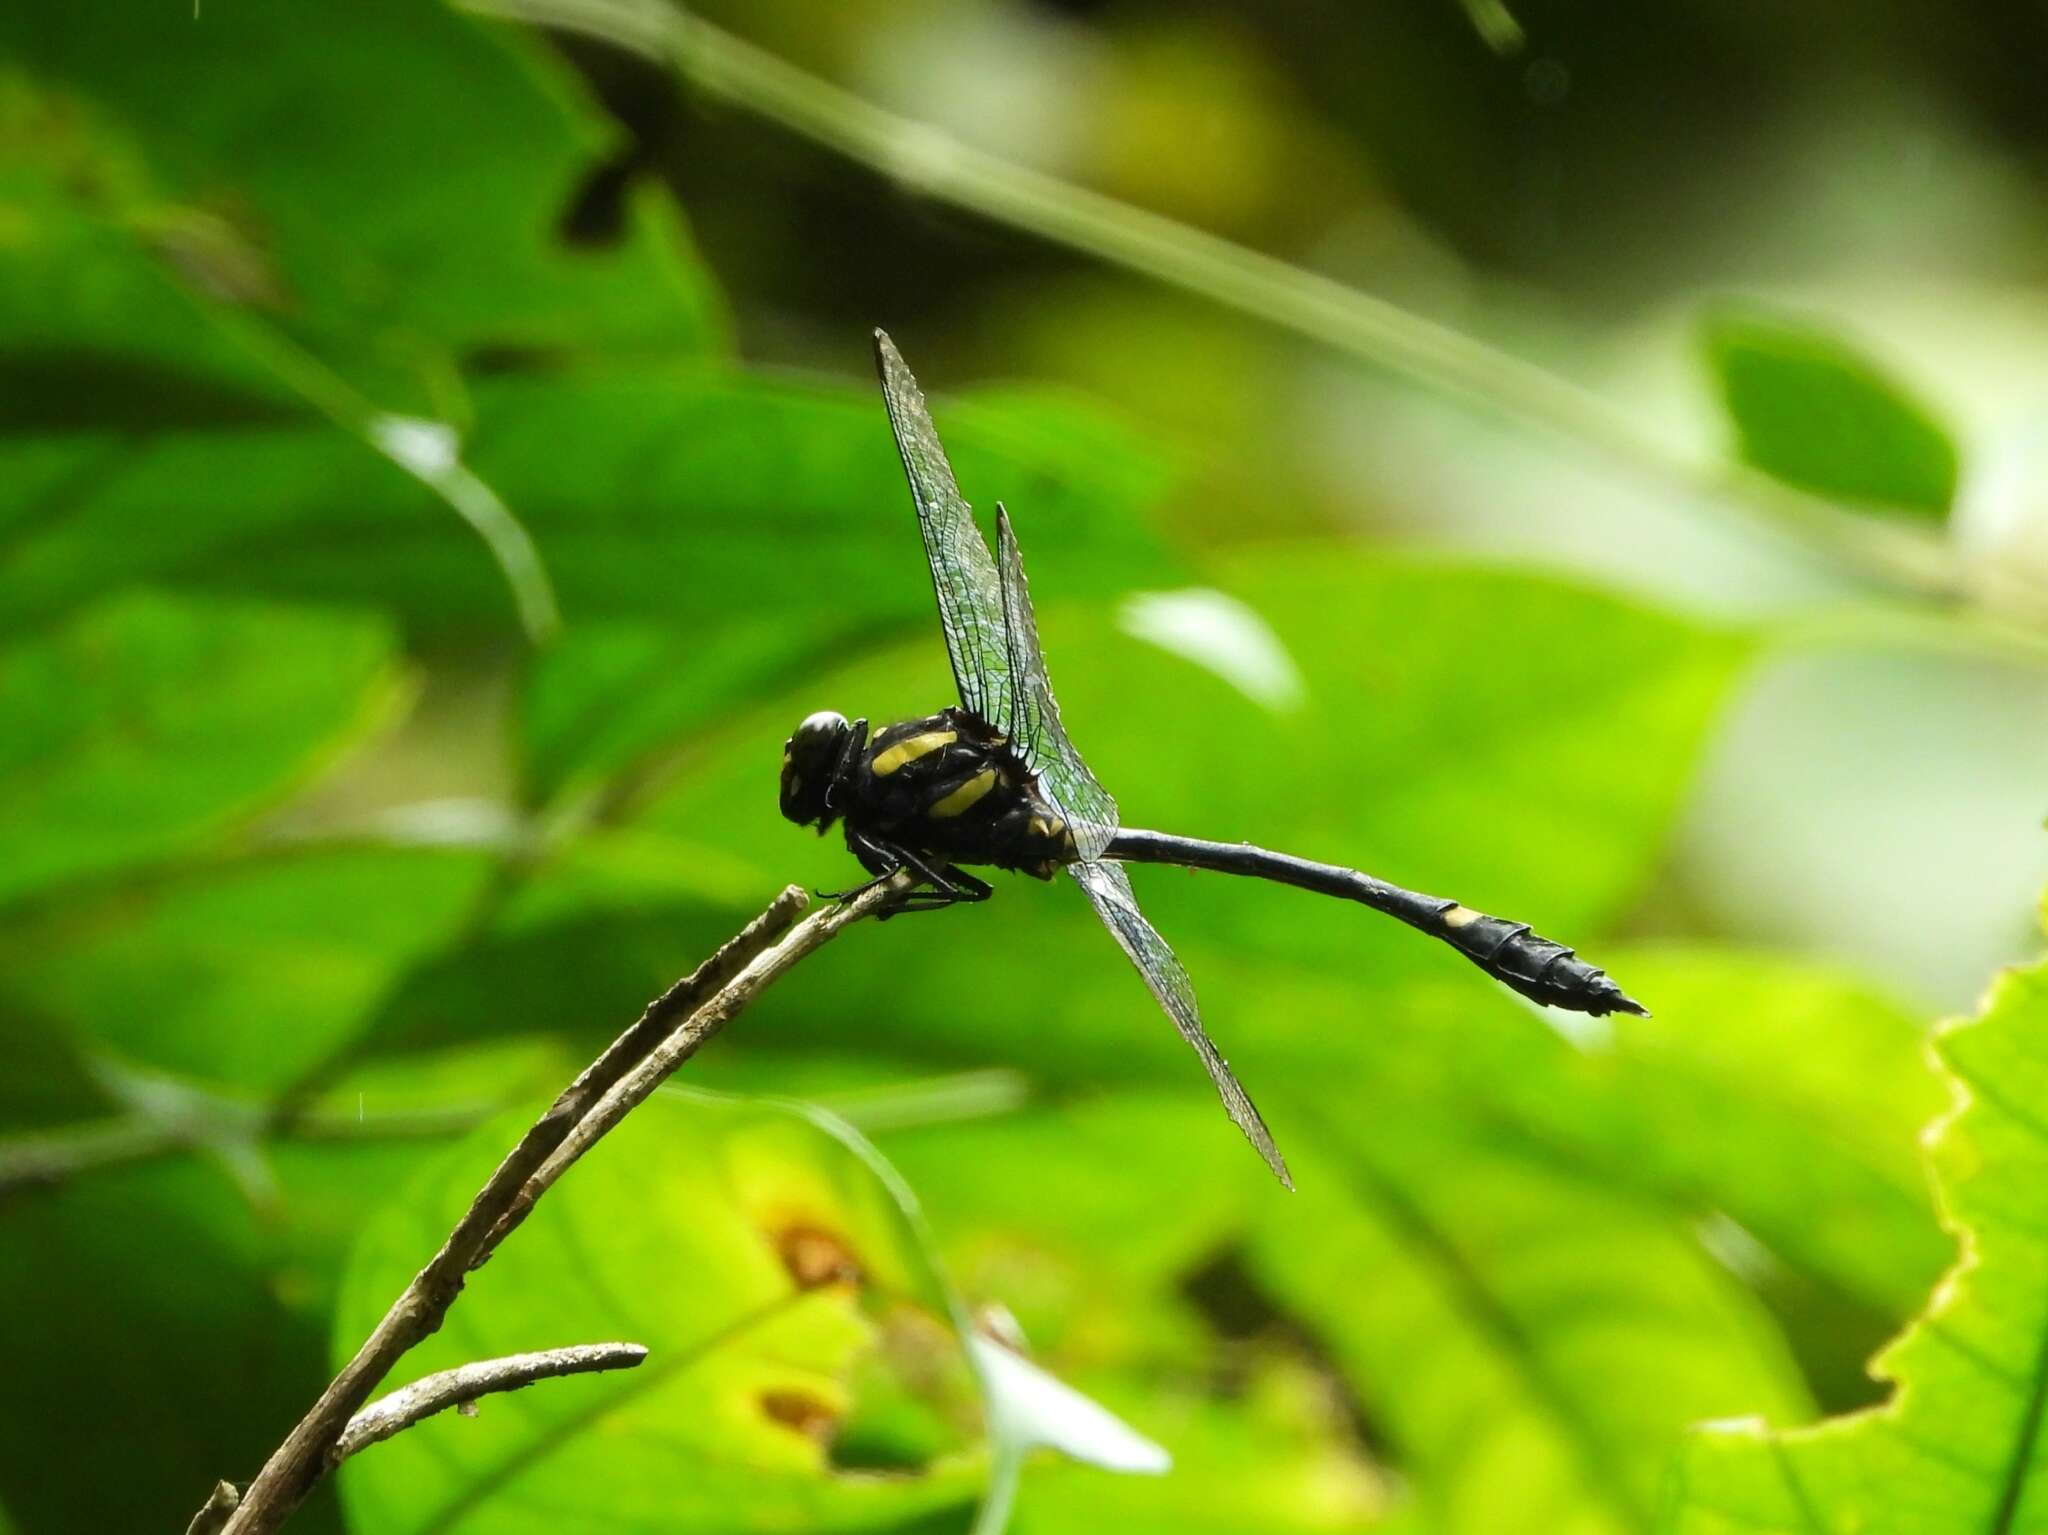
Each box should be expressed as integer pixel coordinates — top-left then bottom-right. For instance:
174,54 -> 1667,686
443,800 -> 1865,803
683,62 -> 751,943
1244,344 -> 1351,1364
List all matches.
779,330 -> 1645,1188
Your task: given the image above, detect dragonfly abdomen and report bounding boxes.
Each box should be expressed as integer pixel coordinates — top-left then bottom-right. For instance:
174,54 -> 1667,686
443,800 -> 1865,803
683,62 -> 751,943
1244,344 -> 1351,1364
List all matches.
1429,903 -> 1643,1016
1103,828 -> 1646,1018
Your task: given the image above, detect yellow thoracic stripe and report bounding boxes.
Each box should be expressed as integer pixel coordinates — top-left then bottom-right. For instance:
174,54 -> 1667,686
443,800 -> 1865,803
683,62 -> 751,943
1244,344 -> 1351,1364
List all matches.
871,729 -> 956,775
929,767 -> 998,818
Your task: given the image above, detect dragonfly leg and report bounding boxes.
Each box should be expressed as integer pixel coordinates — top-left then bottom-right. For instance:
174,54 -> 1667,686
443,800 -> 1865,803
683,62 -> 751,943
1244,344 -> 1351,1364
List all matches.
882,865 -> 991,917
822,832 -> 991,916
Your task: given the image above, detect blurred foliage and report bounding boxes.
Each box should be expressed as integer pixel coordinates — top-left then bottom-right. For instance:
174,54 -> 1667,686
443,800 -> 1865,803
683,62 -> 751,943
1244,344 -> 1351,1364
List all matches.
338,1092 -> 985,1533
3,1 -> 2047,1534
1663,954 -> 2048,1534
1701,309 -> 1960,519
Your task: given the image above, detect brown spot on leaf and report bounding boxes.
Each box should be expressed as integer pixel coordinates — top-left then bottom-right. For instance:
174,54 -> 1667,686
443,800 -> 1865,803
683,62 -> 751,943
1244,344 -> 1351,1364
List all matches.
760,1388 -> 839,1442
776,1224 -> 861,1290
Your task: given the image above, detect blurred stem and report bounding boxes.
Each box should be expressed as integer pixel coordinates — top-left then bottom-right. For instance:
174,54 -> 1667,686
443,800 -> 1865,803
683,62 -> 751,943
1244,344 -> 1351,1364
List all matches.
0,1101 -> 496,1199
971,1441 -> 1025,1535
0,1116 -> 185,1194
134,207 -> 561,644
465,0 -> 2048,626
1459,0 -> 1526,55
203,874 -> 910,1535
816,1068 -> 1032,1135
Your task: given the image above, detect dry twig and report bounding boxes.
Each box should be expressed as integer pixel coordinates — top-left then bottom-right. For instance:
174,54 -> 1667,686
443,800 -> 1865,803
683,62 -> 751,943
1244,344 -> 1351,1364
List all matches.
199,875 -> 910,1535
184,1481 -> 239,1535
331,1343 -> 648,1461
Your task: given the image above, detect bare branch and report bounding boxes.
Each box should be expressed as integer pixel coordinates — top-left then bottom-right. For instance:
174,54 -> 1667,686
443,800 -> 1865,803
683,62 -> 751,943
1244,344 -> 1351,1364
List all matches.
184,1480 -> 239,1535
331,1343 -> 647,1462
208,875 -> 906,1535
476,878 -> 904,1259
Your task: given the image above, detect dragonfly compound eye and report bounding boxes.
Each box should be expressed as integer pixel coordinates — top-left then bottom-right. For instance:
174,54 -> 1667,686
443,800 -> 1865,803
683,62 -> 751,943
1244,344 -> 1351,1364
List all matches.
780,710 -> 852,827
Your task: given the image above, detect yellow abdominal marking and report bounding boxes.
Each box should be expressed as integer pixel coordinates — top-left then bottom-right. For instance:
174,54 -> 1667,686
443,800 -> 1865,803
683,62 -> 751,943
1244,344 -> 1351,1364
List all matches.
1443,904 -> 1482,929
929,768 -> 998,818
872,729 -> 956,775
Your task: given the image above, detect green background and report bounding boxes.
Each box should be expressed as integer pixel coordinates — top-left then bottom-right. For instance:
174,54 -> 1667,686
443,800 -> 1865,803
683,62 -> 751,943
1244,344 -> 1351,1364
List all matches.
4,1 -> 2047,1531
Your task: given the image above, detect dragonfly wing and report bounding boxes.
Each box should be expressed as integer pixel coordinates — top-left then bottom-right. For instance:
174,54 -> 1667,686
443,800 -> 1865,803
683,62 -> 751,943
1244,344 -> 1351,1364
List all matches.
996,503 -> 1120,859
874,330 -> 1013,731
1068,859 -> 1292,1188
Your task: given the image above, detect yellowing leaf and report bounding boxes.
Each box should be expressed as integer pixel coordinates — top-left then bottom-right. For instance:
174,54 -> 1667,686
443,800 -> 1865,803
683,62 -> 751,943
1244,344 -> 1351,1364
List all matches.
335,1091 -> 985,1534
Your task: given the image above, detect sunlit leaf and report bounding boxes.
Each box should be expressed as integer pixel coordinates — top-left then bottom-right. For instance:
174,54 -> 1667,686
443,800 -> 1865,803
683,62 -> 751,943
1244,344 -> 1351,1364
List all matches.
881,1096 -> 1391,1534
1555,946 -> 1947,1324
1660,952 -> 2048,1534
1702,308 -> 1959,519
1251,1118 -> 1810,1535
335,1091 -> 985,1534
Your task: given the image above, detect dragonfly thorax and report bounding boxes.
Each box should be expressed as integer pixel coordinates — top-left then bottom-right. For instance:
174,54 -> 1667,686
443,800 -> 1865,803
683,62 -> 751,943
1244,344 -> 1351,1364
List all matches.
838,709 -> 1079,879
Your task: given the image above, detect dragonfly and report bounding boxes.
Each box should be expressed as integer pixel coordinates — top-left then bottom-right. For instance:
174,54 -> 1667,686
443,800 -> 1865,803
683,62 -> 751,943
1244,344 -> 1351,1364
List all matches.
779,329 -> 1645,1189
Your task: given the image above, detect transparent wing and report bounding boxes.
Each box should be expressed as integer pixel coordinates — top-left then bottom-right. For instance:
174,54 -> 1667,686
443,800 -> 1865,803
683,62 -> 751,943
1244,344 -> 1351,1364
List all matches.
996,504 -> 1120,859
1068,860 -> 1292,1188
873,329 -> 1014,731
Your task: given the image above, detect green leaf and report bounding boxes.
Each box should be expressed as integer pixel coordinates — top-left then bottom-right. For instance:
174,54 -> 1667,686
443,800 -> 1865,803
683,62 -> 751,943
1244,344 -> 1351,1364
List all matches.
358,891 -> 762,1063
1555,946 -> 1948,1326
881,1096 -> 1391,1533
507,381 -> 1176,800
1,0 -> 721,396
1702,309 -> 1959,519
267,1038 -> 582,1320
1256,945 -> 1945,1351
0,1002 -> 114,1130
0,592 -> 399,908
1252,1117 -> 1810,1535
0,88 -> 297,431
335,1091 -> 984,1534
0,1158 -> 341,1535
0,372 -> 1174,677
0,0 -> 727,640
879,1087 -> 1808,1535
0,847 -> 495,1090
1661,954 -> 2048,1535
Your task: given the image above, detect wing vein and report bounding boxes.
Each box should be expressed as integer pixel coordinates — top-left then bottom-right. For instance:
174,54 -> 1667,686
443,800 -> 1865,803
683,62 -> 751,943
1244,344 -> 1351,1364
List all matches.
1068,860 -> 1291,1187
874,329 -> 1013,731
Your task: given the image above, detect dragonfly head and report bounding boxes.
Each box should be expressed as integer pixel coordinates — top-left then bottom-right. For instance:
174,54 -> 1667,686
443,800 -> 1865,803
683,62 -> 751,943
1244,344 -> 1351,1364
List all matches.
780,710 -> 853,831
